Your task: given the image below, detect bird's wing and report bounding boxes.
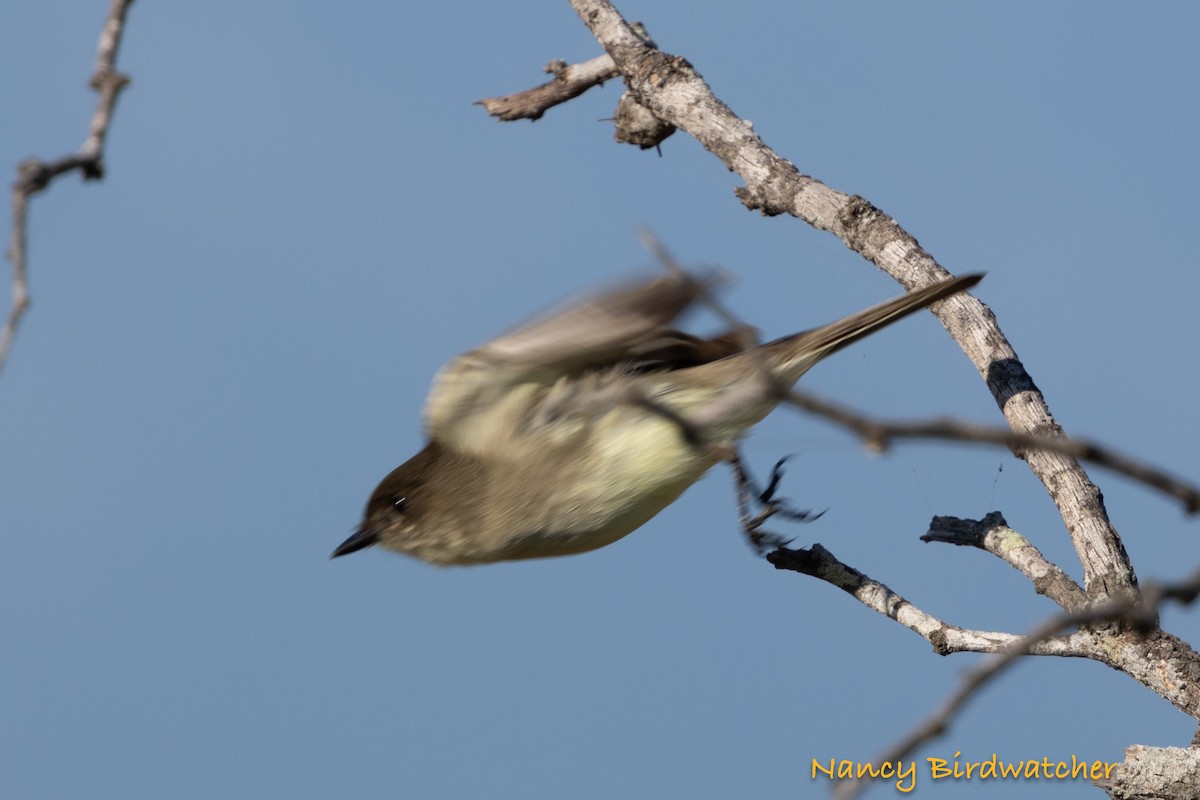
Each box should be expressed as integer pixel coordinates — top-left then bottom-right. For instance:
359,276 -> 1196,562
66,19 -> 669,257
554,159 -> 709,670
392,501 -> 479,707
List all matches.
423,271 -> 723,449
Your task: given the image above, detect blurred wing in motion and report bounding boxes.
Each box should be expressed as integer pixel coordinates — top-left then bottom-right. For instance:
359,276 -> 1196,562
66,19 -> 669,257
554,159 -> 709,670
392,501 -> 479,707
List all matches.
423,271 -> 739,448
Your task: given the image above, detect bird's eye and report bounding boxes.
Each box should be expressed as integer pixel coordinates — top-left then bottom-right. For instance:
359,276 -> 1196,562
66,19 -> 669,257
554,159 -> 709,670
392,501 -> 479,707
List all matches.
392,496 -> 408,513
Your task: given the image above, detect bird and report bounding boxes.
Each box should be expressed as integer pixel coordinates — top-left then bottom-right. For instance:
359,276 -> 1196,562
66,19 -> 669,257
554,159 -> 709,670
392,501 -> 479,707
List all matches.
332,269 -> 982,566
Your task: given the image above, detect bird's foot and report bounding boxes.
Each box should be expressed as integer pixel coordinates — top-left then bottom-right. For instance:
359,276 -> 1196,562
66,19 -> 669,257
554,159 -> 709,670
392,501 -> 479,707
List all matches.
728,452 -> 824,555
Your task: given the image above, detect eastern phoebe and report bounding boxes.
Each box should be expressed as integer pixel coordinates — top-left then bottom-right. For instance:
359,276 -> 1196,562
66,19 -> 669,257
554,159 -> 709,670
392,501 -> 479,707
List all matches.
333,270 -> 982,565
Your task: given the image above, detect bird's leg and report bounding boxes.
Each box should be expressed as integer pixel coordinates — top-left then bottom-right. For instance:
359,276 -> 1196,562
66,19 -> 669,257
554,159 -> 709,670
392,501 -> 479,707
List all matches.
726,449 -> 824,555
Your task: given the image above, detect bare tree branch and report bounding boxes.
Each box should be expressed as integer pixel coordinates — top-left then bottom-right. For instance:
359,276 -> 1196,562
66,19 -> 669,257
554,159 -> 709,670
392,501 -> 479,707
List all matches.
2,0 -> 135,377
923,512 -> 1088,612
832,567 -> 1200,800
766,529 -> 1200,788
532,0 -> 1136,602
767,542 -> 1094,657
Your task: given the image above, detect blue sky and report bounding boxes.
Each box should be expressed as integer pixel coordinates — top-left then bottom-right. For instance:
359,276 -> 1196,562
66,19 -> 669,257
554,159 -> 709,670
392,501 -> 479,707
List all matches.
2,2 -> 1198,798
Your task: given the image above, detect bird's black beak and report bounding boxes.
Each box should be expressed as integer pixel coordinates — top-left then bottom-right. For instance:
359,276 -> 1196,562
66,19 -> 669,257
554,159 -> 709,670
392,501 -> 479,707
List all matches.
331,525 -> 380,558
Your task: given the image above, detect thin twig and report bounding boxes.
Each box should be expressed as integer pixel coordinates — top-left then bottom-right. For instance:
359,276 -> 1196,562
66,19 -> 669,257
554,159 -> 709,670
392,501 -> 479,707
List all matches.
476,53 -> 619,121
787,389 -> 1200,515
2,0 -> 135,377
637,228 -> 757,346
476,23 -> 659,123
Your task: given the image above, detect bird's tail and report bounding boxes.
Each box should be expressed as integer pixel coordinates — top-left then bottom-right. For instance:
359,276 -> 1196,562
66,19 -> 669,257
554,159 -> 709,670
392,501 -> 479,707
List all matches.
765,272 -> 983,384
